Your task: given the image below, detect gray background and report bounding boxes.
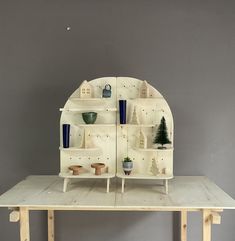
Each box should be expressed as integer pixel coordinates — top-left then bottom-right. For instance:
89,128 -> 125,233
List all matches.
0,0 -> 234,240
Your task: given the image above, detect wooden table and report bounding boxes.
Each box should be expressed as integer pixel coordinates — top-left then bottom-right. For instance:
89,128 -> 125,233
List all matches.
0,176 -> 235,241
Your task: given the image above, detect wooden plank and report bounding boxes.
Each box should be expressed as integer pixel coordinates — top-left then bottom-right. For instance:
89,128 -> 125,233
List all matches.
181,211 -> 187,241
20,207 -> 30,241
203,210 -> 212,241
48,210 -> 54,241
0,176 -> 235,210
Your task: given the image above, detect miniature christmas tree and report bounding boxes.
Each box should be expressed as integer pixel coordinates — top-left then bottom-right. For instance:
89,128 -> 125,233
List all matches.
153,116 -> 171,149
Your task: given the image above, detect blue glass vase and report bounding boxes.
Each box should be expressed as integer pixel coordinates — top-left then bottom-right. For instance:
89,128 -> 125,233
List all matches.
119,100 -> 127,124
62,124 -> 70,148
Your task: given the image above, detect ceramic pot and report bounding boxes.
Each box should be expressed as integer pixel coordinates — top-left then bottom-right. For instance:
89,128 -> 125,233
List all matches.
91,163 -> 105,175
119,100 -> 127,124
82,112 -> 97,124
69,165 -> 83,175
122,161 -> 133,175
62,124 -> 70,148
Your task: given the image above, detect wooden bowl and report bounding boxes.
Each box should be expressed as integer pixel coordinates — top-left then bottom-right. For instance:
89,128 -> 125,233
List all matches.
91,163 -> 105,175
69,165 -> 83,175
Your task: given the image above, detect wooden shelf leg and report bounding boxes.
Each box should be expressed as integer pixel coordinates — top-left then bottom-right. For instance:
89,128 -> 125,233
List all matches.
121,178 -> 125,193
106,178 -> 110,193
48,210 -> 55,241
164,179 -> 168,194
203,210 -> 212,241
63,178 -> 69,192
20,207 -> 30,241
181,211 -> 187,241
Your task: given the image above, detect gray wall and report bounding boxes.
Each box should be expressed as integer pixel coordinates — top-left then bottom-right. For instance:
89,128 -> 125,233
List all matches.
0,0 -> 234,240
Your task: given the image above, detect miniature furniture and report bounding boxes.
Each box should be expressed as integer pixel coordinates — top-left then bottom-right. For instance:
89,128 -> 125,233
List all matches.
59,77 -> 174,193
0,176 -> 235,241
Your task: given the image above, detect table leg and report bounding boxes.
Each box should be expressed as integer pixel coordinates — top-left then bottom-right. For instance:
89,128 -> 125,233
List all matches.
48,210 -> 55,241
20,207 -> 30,241
203,210 -> 212,241
121,178 -> 125,193
106,178 -> 110,193
181,211 -> 187,241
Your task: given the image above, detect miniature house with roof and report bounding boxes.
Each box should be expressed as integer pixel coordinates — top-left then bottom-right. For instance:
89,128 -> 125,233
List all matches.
59,77 -> 174,194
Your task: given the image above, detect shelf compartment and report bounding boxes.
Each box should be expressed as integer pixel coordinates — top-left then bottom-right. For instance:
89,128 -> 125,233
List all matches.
59,172 -> 115,179
60,108 -> 117,112
133,147 -> 174,152
118,124 -> 156,127
75,124 -> 116,127
116,173 -> 173,180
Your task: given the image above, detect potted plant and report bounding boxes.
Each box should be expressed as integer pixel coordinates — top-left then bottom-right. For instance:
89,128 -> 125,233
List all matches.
153,116 -> 171,149
122,157 -> 133,175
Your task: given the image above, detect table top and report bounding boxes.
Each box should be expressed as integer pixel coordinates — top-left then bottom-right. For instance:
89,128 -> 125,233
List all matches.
0,176 -> 234,211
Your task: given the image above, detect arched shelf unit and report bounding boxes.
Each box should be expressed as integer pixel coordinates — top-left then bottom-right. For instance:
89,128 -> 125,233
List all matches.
59,77 -> 174,193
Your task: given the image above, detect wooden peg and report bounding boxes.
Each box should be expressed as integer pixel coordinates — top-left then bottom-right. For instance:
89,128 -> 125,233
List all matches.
210,212 -> 221,224
9,210 -> 20,222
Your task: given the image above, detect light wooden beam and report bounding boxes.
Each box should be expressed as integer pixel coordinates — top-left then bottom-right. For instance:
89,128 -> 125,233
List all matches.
20,207 -> 30,241
203,210 -> 212,241
181,211 -> 187,241
48,210 -> 55,241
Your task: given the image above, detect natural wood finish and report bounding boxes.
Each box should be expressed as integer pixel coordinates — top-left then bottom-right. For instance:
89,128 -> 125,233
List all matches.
9,210 -> 20,222
203,210 -> 212,241
0,176 -> 235,211
48,210 -> 54,241
20,207 -> 30,241
181,211 -> 187,241
211,212 -> 221,224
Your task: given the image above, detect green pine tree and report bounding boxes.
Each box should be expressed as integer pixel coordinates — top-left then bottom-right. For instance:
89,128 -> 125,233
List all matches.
154,117 -> 171,149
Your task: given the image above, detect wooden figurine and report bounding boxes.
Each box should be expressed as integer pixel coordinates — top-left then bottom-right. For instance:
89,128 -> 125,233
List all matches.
138,130 -> 147,149
150,158 -> 160,176
139,80 -> 149,98
130,106 -> 140,124
79,80 -> 93,98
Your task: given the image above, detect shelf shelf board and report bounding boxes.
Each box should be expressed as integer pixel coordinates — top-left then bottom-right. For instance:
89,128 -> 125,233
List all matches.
75,124 -> 116,127
133,147 -> 174,152
128,97 -> 164,100
69,97 -> 113,101
59,172 -> 115,179
116,173 -> 173,180
59,147 -> 101,152
60,108 -> 117,112
118,124 -> 156,127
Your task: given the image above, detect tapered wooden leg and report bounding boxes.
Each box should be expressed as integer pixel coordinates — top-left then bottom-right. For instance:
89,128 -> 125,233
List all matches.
203,210 -> 212,241
181,211 -> 187,241
63,178 -> 69,192
20,207 -> 30,241
164,179 -> 168,194
106,178 -> 110,193
121,178 -> 125,193
48,210 -> 54,241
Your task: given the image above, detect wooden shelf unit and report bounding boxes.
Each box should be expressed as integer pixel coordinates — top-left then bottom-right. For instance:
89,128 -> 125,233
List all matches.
60,77 -> 174,193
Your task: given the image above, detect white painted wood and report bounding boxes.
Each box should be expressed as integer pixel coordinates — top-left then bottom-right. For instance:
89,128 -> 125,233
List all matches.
106,178 -> 110,193
63,178 -> 69,193
0,176 -> 234,210
121,178 -> 125,193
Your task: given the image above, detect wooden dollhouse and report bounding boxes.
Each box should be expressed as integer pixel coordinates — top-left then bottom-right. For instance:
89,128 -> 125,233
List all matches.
59,77 -> 174,193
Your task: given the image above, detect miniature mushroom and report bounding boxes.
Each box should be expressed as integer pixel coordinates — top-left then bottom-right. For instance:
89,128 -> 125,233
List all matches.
91,163 -> 105,175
